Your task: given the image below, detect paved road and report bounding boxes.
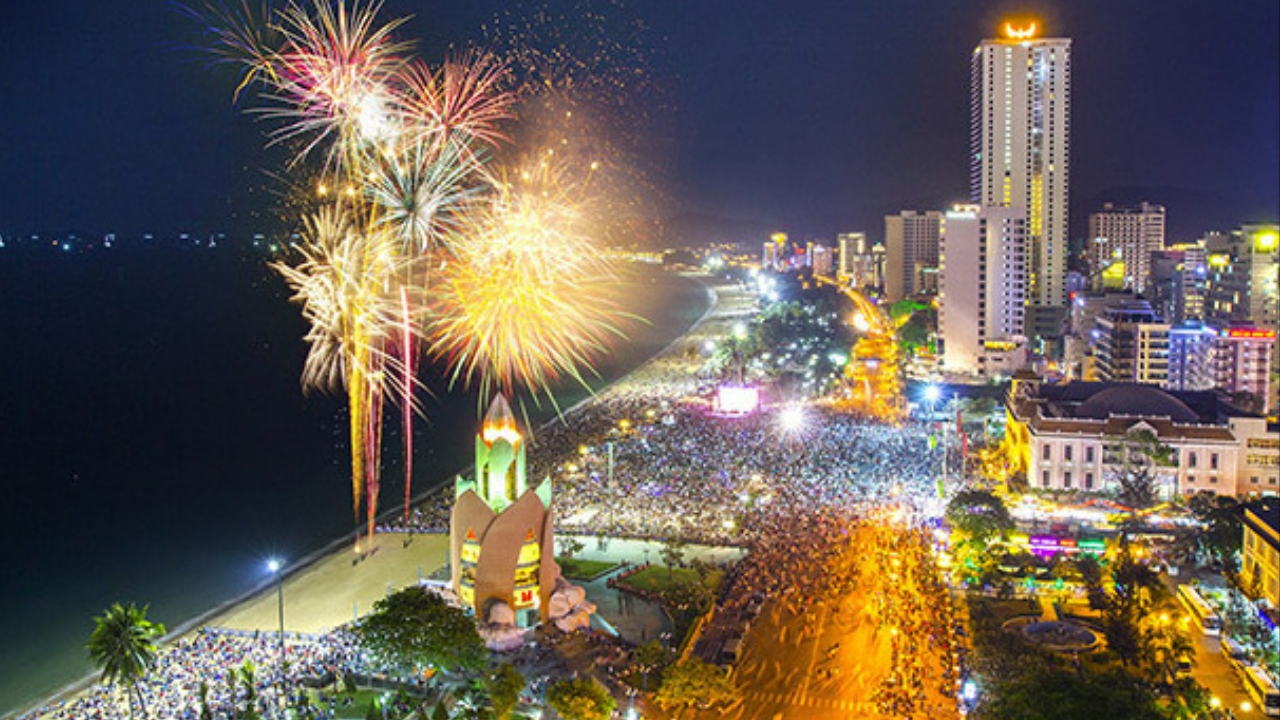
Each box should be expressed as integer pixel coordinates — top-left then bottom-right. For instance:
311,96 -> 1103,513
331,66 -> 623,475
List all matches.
1192,632 -> 1265,719
683,523 -> 959,719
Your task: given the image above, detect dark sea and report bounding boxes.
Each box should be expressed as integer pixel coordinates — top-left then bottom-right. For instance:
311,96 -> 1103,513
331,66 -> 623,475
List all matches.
0,242 -> 708,717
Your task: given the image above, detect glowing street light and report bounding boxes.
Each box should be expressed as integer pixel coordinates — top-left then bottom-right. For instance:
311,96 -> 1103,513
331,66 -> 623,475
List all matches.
267,558 -> 286,683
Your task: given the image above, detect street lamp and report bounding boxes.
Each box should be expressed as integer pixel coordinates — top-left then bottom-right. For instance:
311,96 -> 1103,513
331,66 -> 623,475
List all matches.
923,384 -> 941,419
267,558 -> 286,684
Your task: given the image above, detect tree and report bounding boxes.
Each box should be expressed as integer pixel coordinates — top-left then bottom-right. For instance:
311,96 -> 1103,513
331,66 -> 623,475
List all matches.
86,602 -> 165,720
1110,429 -> 1175,511
1097,544 -> 1167,668
560,535 -> 586,560
545,677 -> 615,720
1187,492 -> 1242,566
654,657 -> 736,710
1073,554 -> 1109,612
486,663 -> 525,720
632,639 -> 670,691
982,667 -> 1164,720
660,538 -> 688,578
945,489 -> 1014,548
354,587 -> 485,675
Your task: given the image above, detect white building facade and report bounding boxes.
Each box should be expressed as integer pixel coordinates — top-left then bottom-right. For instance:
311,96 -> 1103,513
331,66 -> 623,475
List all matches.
1008,378 -> 1279,499
939,205 -> 1028,377
971,26 -> 1071,342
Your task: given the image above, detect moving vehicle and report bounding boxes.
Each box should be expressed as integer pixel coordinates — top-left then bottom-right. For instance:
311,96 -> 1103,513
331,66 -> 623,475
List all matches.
1176,584 -> 1222,636
1241,665 -> 1280,717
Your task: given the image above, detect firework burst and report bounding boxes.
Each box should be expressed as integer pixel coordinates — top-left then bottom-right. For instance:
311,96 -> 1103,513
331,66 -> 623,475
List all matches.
197,0 -> 638,541
430,151 -> 623,405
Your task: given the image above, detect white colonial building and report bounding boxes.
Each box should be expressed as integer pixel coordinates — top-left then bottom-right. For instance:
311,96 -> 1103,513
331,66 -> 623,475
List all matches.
1006,373 -> 1279,499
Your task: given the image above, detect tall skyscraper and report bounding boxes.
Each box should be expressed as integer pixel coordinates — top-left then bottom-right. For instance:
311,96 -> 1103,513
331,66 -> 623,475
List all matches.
939,205 -> 1028,377
884,210 -> 942,302
971,22 -> 1071,345
1087,202 -> 1166,293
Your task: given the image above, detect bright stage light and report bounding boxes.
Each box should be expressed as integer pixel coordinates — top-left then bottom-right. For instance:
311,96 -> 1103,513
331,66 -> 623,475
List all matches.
779,406 -> 806,433
715,385 -> 760,415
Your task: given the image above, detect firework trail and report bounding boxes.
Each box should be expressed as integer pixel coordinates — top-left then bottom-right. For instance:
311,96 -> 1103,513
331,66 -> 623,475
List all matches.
195,0 -> 642,541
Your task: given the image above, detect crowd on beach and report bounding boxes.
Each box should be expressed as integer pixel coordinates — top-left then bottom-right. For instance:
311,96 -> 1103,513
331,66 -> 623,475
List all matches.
21,628 -> 361,720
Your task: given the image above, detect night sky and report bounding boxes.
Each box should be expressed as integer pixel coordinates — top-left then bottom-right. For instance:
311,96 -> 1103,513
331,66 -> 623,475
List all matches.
0,0 -> 1275,244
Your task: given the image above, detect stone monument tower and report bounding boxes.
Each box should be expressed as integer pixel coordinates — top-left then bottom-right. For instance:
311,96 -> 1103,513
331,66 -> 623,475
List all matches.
449,396 -> 563,629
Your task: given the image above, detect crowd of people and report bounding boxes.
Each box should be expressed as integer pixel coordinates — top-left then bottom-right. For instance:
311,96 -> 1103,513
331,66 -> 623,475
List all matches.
22,628 -> 363,720
22,280 -> 967,719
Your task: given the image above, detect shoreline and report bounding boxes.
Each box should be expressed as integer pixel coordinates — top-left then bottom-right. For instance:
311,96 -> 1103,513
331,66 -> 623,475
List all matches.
6,270 -> 722,720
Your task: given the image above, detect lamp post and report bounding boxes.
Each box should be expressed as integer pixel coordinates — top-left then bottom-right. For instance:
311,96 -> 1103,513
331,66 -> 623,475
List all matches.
267,558 -> 285,684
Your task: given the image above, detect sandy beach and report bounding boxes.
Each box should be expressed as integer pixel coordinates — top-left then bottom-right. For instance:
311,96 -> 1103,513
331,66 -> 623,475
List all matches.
208,532 -> 450,635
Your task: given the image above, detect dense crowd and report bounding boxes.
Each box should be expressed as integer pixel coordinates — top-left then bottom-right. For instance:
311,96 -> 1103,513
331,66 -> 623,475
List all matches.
24,281 -> 964,718
22,628 -> 363,720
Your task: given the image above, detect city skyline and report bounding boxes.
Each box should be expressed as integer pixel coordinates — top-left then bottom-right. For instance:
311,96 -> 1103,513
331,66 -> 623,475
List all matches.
0,1 -> 1276,244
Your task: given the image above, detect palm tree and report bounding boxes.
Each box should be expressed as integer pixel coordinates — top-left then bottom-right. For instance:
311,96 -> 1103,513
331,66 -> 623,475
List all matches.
87,602 -> 165,719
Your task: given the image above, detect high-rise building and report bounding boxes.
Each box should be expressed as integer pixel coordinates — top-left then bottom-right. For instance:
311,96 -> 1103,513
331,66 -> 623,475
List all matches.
1093,299 -> 1169,385
939,205 -> 1028,377
1150,244 -> 1208,325
884,210 -> 942,302
837,232 -> 864,278
808,242 -> 835,278
837,232 -> 883,291
1208,326 -> 1276,411
1205,224 -> 1279,333
1167,323 -> 1216,391
971,22 -> 1071,344
1087,202 -> 1166,293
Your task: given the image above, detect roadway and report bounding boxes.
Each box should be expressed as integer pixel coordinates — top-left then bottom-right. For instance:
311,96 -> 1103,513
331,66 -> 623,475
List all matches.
1191,632 -> 1264,720
685,521 -> 959,719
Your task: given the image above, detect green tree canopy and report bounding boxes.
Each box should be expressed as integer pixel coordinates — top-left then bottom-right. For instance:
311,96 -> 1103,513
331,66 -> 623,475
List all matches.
654,657 -> 736,710
1187,492 -> 1243,565
87,602 -> 166,720
981,668 -> 1164,720
354,587 -> 485,674
486,663 -> 525,720
945,489 -> 1014,547
545,677 -> 615,720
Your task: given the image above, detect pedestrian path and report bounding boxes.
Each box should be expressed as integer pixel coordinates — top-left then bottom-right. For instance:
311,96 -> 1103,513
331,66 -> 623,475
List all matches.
741,689 -> 876,714
1039,596 -> 1059,621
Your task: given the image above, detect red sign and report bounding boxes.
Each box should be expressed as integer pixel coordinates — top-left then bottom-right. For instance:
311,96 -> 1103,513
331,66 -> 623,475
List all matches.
1225,328 -> 1276,339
